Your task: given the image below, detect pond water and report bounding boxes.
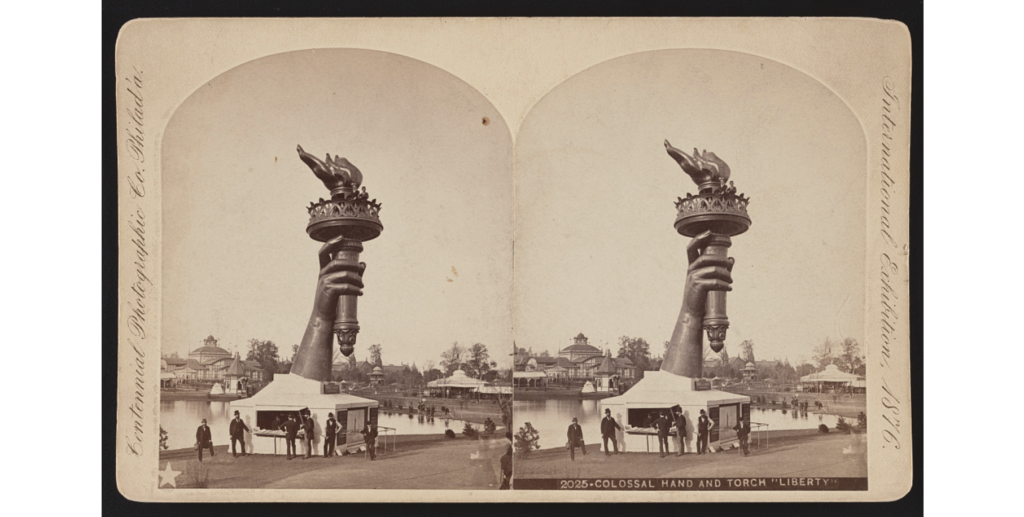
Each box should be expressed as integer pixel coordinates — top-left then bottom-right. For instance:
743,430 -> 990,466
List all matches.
513,399 -> 841,449
160,399 -> 469,450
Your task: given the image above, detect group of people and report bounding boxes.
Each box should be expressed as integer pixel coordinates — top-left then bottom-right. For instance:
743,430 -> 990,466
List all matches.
193,411 -> 380,462
193,411 -> 259,461
563,407 -> 753,461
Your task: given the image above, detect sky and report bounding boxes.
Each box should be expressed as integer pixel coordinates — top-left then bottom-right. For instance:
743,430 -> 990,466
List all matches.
162,49 -> 514,370
162,47 -> 866,372
513,49 -> 867,366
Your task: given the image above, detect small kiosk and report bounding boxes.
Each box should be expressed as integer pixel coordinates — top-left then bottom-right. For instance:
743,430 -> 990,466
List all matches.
601,370 -> 749,453
231,374 -> 378,456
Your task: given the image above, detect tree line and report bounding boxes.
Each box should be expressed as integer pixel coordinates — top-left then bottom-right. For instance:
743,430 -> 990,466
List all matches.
243,338 -> 505,387
612,334 -> 865,383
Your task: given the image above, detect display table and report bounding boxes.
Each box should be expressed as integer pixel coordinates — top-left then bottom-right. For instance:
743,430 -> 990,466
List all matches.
625,427 -> 683,454
252,430 -> 288,456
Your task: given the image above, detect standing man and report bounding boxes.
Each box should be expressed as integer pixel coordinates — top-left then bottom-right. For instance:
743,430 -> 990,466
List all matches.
279,414 -> 300,460
567,417 -> 586,461
196,419 -> 214,462
228,410 -> 249,458
697,409 -> 713,455
655,411 -> 672,458
361,424 -> 378,460
733,419 -> 751,456
600,408 -> 621,455
301,414 -> 315,459
324,412 -> 339,458
673,410 -> 687,457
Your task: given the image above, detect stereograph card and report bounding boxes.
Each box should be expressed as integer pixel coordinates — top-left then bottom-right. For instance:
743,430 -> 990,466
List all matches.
116,17 -> 912,502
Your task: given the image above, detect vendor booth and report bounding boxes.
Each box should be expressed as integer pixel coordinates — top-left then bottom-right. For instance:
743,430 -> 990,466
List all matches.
231,374 -> 379,456
601,370 -> 750,453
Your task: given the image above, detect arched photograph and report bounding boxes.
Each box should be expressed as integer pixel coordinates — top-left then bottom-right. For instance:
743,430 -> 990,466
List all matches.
157,48 -> 514,490
511,49 -> 869,486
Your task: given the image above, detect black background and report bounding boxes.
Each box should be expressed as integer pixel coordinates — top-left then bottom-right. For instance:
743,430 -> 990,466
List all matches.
103,1 -> 923,515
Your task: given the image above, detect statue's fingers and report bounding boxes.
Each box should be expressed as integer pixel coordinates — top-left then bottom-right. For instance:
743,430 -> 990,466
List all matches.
686,231 -> 714,264
318,235 -> 348,268
323,270 -> 365,290
693,266 -> 732,283
727,257 -> 735,273
320,259 -> 365,278
688,253 -> 732,272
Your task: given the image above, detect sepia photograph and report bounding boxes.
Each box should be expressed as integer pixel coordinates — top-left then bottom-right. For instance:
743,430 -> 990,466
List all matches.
115,17 -> 912,502
511,49 -> 869,490
154,48 -> 514,490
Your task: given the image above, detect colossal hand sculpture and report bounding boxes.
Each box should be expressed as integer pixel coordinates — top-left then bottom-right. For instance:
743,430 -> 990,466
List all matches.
289,146 -> 384,382
661,141 -> 751,378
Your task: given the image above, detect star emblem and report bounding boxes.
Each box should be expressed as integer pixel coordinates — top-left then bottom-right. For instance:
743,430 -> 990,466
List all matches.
158,462 -> 181,488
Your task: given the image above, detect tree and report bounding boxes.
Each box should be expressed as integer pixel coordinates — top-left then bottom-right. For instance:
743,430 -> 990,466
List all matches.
812,337 -> 836,369
368,344 -> 383,366
246,339 -> 281,382
795,362 -> 816,377
465,343 -> 493,379
538,350 -> 551,357
833,338 -> 865,375
440,342 -> 466,375
423,368 -> 444,383
277,343 -> 299,374
739,340 -> 755,363
617,336 -> 651,378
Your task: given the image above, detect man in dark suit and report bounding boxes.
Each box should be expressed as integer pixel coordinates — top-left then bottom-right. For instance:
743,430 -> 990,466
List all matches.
655,411 -> 672,458
196,419 -> 214,462
361,424 -> 378,460
567,417 -> 586,461
324,413 -> 339,458
279,414 -> 300,460
733,419 -> 751,456
229,410 -> 249,457
600,408 -> 621,455
673,410 -> 687,457
301,414 -> 315,459
697,409 -> 713,454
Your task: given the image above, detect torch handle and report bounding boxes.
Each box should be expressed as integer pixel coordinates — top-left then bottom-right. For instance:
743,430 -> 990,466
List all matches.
332,239 -> 364,356
702,234 -> 732,353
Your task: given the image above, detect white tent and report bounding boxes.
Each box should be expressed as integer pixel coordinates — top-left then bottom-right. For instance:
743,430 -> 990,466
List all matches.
231,374 -> 378,456
601,371 -> 749,453
800,364 -> 860,383
427,369 -> 489,388
580,381 -> 595,393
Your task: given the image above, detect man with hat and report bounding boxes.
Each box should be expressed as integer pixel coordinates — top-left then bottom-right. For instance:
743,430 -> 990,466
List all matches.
279,414 -> 300,460
673,409 -> 687,457
566,417 -> 586,461
697,409 -> 713,454
195,418 -> 214,462
733,418 -> 751,457
654,411 -> 672,458
301,413 -> 315,459
229,410 -> 250,458
360,424 -> 378,460
600,408 -> 621,455
323,412 -> 339,458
